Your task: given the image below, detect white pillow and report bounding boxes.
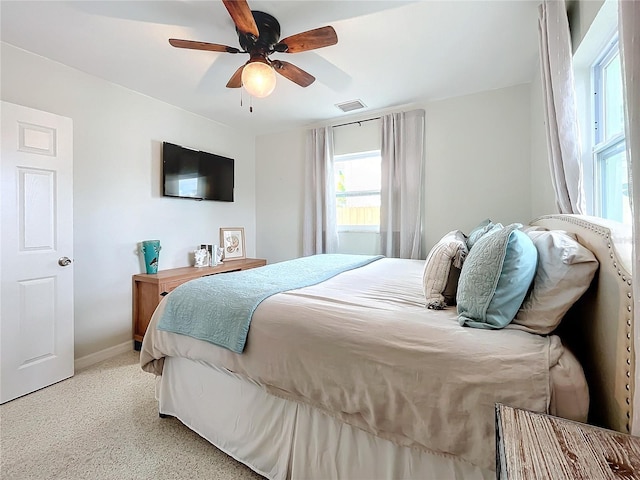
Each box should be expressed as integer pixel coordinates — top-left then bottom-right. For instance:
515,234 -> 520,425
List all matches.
423,230 -> 468,309
512,230 -> 599,334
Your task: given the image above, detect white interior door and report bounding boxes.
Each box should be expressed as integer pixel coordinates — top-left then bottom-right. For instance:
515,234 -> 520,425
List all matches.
1,101 -> 74,404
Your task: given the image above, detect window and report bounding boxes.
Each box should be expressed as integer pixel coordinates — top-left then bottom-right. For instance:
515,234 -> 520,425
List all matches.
334,151 -> 381,232
592,37 -> 629,223
178,176 -> 198,197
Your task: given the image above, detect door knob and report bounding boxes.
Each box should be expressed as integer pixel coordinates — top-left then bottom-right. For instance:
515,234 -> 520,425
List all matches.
58,257 -> 72,267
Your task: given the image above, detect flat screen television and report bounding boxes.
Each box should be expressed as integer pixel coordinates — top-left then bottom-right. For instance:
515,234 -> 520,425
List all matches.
162,142 -> 234,202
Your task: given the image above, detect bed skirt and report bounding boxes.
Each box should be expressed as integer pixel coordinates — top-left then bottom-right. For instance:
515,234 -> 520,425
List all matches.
157,356 -> 493,480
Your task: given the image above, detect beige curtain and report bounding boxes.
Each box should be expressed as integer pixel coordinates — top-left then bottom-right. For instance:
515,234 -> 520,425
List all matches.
538,0 -> 586,214
303,127 -> 339,256
380,109 -> 425,259
619,0 -> 640,436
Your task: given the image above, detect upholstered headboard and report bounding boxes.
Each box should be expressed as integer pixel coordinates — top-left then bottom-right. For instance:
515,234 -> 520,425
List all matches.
530,214 -> 634,433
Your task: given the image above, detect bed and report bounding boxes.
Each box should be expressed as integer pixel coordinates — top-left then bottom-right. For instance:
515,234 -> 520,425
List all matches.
140,214 -> 634,479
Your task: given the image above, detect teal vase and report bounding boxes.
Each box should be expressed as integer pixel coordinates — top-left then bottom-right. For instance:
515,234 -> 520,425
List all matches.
141,240 -> 161,274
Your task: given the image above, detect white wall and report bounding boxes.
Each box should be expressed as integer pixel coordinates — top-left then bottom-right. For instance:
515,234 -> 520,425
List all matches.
333,119 -> 381,155
423,84 -> 532,251
1,43 -> 256,359
255,129 -> 305,264
256,83 -> 533,262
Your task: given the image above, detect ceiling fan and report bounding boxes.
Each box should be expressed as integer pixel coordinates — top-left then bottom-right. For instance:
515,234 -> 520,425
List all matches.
169,0 -> 338,98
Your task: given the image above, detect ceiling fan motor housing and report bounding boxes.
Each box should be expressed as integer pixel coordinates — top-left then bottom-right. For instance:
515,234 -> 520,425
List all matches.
238,11 -> 281,54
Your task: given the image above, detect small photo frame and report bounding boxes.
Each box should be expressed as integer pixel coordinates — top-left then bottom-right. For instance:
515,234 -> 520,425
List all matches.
220,227 -> 246,260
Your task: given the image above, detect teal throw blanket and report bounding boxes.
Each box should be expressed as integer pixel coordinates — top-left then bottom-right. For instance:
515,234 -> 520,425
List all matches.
157,254 -> 383,353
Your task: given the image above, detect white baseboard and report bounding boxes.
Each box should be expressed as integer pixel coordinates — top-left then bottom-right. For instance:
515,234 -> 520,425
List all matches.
74,340 -> 134,371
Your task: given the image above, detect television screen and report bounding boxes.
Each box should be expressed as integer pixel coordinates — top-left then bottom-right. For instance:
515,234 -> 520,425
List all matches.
162,142 -> 234,202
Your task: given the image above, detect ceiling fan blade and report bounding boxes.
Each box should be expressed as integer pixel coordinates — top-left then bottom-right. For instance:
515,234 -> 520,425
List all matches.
272,60 -> 315,87
226,64 -> 245,88
169,38 -> 240,54
222,0 -> 259,38
277,26 -> 338,53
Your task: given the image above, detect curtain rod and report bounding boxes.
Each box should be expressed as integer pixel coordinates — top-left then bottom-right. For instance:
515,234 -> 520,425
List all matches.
332,116 -> 381,129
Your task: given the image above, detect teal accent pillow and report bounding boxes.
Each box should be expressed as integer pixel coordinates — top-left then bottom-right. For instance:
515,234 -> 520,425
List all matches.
457,223 -> 538,329
466,219 -> 502,250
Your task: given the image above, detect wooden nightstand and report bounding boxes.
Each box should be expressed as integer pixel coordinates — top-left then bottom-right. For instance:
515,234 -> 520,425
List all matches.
132,258 -> 267,350
495,403 -> 640,479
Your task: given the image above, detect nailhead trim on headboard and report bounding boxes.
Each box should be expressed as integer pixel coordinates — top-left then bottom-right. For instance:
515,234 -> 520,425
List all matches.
533,215 -> 633,432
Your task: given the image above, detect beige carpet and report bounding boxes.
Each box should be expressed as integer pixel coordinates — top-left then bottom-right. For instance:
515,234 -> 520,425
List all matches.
0,350 -> 265,480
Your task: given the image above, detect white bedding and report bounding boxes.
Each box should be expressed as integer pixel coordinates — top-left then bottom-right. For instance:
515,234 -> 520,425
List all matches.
158,356 -> 495,480
141,257 -> 588,471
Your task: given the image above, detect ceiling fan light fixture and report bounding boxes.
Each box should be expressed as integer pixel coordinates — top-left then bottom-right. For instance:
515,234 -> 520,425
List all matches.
242,60 -> 276,98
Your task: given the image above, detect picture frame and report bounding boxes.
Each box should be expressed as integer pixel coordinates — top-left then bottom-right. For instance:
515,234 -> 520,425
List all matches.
220,227 -> 246,260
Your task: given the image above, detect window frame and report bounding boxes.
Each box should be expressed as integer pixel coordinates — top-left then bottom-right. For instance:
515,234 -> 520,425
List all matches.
590,34 -> 628,222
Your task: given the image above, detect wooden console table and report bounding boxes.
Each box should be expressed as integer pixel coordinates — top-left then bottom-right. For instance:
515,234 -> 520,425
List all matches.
132,258 -> 266,350
495,403 -> 640,479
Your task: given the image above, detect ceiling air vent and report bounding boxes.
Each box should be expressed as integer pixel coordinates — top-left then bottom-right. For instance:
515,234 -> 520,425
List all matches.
335,100 -> 366,113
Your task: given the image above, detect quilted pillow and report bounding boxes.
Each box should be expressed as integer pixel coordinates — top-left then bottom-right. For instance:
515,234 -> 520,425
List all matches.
457,223 -> 537,329
423,230 -> 468,309
466,219 -> 502,250
512,230 -> 599,334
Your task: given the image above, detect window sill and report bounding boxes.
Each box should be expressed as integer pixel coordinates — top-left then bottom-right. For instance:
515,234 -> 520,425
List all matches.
338,227 -> 380,234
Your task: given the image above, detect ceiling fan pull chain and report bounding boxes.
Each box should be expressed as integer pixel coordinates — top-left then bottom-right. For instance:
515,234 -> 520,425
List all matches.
250,95 -> 253,113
